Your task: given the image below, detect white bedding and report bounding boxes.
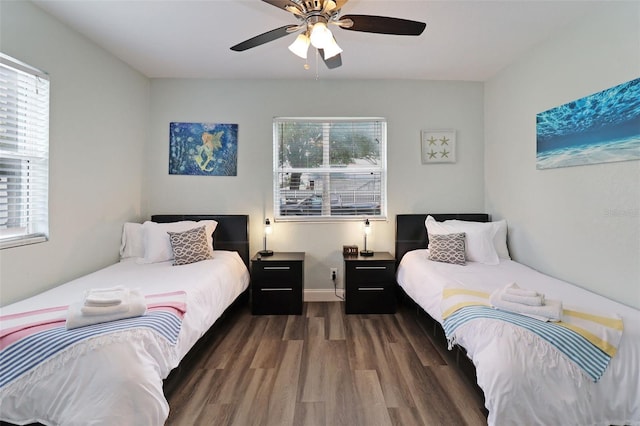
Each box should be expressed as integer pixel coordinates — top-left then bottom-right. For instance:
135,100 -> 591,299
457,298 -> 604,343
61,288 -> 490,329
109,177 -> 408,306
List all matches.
0,250 -> 250,426
397,249 -> 640,426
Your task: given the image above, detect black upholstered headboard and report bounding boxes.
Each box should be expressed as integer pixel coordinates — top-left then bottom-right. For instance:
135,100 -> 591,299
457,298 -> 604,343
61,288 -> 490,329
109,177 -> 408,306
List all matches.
151,214 -> 250,269
395,213 -> 489,262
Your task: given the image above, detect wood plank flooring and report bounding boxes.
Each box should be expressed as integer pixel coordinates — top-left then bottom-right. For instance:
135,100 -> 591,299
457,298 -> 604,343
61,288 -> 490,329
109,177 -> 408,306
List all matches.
165,302 -> 488,426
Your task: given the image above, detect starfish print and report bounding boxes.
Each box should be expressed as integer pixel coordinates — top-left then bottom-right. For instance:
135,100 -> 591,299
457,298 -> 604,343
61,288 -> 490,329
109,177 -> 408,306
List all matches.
427,136 -> 438,146
428,149 -> 438,159
440,149 -> 450,158
440,136 -> 449,146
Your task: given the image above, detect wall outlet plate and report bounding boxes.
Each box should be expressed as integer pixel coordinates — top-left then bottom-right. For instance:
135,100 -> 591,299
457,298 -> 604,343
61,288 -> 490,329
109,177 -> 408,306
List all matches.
330,268 -> 338,280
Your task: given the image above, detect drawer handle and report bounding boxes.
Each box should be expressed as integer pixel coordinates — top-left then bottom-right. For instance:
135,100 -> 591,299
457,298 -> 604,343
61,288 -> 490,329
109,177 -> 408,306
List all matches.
355,266 -> 387,270
261,288 -> 293,292
358,287 -> 385,291
264,266 -> 291,270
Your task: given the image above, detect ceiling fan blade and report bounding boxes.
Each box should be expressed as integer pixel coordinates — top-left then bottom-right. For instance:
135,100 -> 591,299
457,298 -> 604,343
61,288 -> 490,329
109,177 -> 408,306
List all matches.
230,25 -> 298,52
339,14 -> 426,36
319,50 -> 342,69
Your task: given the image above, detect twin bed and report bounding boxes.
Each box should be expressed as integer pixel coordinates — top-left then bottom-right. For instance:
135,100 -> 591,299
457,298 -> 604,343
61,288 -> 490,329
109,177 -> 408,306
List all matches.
395,213 -> 640,426
0,215 -> 250,426
2,212 -> 638,425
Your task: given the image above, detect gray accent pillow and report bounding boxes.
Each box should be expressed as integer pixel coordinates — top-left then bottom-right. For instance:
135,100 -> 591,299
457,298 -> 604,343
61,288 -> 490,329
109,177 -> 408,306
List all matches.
428,232 -> 466,265
167,225 -> 213,266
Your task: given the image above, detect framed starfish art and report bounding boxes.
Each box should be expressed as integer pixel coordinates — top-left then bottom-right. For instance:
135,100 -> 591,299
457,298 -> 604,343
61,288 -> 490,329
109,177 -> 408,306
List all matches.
421,130 -> 456,164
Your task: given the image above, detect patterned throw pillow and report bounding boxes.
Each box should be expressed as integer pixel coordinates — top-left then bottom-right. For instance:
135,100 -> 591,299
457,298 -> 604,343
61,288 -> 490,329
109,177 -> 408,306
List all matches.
428,232 -> 466,265
167,226 -> 213,266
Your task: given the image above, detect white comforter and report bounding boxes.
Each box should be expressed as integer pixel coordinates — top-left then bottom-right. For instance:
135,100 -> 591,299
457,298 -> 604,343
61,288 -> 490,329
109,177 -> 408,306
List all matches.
397,249 -> 640,426
0,251 -> 250,426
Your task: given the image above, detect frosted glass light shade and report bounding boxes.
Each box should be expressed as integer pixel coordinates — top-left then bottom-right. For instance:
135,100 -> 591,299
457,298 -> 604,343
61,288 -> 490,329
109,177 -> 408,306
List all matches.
364,218 -> 371,235
288,34 -> 310,59
322,37 -> 342,59
310,22 -> 333,49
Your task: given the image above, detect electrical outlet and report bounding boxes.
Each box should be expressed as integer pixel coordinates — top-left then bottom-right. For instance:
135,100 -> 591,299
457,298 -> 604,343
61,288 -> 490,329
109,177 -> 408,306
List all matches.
330,267 -> 338,280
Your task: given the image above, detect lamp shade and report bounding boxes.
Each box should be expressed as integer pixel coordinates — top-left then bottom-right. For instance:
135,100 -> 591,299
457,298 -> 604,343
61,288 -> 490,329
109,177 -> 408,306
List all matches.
288,34 -> 310,59
322,36 -> 342,60
360,218 -> 373,256
260,218 -> 273,256
310,22 -> 333,49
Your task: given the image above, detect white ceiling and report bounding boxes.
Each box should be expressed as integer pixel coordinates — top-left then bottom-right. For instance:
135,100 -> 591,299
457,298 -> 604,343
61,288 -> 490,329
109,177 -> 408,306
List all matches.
32,0 -> 611,81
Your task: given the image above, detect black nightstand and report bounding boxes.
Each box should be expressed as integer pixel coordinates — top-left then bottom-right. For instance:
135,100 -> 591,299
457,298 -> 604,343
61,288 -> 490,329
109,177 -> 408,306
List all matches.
344,252 -> 397,314
251,252 -> 305,315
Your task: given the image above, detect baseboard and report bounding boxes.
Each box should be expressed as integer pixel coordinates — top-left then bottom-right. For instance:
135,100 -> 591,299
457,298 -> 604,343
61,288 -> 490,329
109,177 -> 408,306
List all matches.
304,289 -> 345,302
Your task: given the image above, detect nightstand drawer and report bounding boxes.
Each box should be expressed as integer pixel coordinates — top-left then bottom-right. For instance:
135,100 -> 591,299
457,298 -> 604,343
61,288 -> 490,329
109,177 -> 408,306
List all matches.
252,263 -> 302,287
346,285 -> 396,314
252,286 -> 301,315
251,252 -> 305,315
345,263 -> 395,285
344,252 -> 397,314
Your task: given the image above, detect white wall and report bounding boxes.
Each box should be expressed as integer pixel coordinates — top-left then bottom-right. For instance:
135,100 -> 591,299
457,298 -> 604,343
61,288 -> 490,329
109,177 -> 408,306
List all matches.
485,3 -> 640,308
0,0 -> 149,306
146,79 -> 484,295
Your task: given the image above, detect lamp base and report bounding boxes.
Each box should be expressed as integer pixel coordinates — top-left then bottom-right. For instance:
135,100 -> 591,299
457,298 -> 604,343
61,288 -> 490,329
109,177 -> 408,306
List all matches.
359,250 -> 374,257
258,250 -> 274,256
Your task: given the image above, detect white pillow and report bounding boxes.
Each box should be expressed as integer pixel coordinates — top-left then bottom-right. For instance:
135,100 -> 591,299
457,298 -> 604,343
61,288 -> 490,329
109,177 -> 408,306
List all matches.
448,219 -> 510,259
425,216 -> 499,265
119,222 -> 144,260
140,220 -> 217,264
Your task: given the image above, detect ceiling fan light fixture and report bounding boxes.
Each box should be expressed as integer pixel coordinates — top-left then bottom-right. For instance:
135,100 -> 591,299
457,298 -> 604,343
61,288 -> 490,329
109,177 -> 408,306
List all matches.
322,36 -> 342,60
309,22 -> 333,49
288,33 -> 310,59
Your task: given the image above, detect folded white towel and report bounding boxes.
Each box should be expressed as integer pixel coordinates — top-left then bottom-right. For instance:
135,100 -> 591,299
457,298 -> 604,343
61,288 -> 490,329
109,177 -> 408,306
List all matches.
67,289 -> 147,330
80,302 -> 130,316
501,291 -> 545,306
504,282 -> 540,298
84,286 -> 128,307
490,288 -> 562,322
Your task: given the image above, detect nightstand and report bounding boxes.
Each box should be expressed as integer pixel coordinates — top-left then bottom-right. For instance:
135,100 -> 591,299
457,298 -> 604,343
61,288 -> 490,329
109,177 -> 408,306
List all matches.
251,252 -> 305,315
344,251 -> 397,314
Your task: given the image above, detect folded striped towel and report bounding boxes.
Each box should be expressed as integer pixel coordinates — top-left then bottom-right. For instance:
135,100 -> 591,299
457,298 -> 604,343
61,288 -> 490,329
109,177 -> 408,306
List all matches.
441,286 -> 624,382
490,288 -> 562,322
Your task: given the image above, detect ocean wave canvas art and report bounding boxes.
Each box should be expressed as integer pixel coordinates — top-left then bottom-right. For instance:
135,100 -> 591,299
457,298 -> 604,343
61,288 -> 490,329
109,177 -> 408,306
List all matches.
169,122 -> 238,176
536,78 -> 640,169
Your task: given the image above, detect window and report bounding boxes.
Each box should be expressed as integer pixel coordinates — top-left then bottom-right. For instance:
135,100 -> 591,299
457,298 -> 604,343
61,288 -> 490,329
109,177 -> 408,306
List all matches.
274,117 -> 386,221
0,53 -> 49,249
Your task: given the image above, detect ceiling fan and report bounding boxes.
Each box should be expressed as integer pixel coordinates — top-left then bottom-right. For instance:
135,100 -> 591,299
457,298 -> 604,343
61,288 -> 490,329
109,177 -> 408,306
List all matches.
230,0 -> 426,69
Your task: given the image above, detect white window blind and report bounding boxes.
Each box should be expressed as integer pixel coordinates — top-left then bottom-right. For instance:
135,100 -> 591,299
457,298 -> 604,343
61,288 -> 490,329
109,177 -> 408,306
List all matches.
274,117 -> 386,221
0,53 -> 49,249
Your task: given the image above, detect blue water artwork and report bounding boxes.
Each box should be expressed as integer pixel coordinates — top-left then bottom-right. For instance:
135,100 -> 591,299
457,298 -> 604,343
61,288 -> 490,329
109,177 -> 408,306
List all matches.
169,122 -> 238,176
536,77 -> 640,169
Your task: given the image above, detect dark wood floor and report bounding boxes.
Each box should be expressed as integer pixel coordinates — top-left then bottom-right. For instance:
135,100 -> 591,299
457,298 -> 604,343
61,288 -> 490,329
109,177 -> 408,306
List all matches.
165,301 -> 487,426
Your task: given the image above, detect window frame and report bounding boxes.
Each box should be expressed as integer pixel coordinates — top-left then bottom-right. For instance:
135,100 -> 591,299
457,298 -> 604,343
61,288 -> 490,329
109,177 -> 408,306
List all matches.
0,53 -> 50,250
273,117 -> 387,223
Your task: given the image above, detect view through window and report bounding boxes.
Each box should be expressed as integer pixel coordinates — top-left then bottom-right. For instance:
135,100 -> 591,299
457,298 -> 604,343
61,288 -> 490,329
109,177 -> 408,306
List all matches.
274,117 -> 386,221
0,53 -> 49,249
